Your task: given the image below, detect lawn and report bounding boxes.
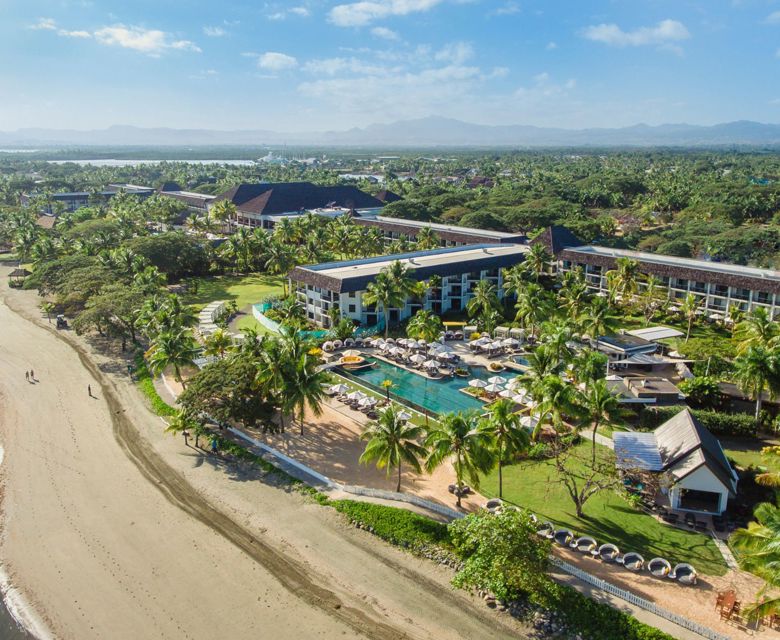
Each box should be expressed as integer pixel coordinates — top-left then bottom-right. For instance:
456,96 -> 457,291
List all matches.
182,274 -> 285,312
481,442 -> 728,576
722,437 -> 778,471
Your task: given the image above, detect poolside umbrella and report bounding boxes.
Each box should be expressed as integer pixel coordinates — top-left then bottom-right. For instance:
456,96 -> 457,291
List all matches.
502,338 -> 520,348
520,415 -> 539,430
498,389 -> 515,399
380,342 -> 392,351
391,346 -> 406,356
370,338 -> 384,348
484,383 -> 502,394
347,391 -> 367,402
487,375 -> 507,385
397,338 -> 408,346
423,359 -> 439,369
436,352 -> 456,361
506,378 -> 522,389
329,383 -> 348,394
409,353 -> 426,364
398,411 -> 413,422
322,341 -> 335,351
343,349 -> 361,358
469,379 -> 488,389
512,392 -> 529,404
385,337 -> 396,343
359,396 -> 377,408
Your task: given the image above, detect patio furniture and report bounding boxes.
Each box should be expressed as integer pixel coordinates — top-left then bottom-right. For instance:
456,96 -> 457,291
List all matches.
553,529 -> 574,546
536,522 -> 555,538
672,563 -> 698,585
661,513 -> 679,525
648,557 -> 671,578
598,543 -> 620,562
685,513 -> 695,528
621,552 -> 644,571
483,498 -> 503,513
695,521 -> 708,532
572,536 -> 597,553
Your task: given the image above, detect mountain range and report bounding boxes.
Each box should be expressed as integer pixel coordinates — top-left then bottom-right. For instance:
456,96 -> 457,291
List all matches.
2,117 -> 780,148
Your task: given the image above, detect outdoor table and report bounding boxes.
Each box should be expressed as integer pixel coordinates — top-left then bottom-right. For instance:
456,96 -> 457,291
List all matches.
719,591 -> 736,619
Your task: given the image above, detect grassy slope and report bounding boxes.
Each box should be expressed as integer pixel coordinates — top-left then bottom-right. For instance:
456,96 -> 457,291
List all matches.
481,442 -> 728,576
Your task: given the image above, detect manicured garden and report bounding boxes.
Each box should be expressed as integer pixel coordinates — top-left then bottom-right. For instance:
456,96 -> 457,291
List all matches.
481,442 -> 728,575
182,273 -> 284,312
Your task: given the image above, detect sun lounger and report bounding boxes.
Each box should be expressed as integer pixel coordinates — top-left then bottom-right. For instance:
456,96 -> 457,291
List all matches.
648,557 -> 671,578
598,543 -> 619,562
553,529 -> 574,546
572,536 -> 597,553
536,522 -> 555,538
621,552 -> 644,571
671,563 -> 697,585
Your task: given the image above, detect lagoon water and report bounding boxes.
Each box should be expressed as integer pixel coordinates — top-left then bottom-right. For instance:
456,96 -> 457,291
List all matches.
47,159 -> 258,167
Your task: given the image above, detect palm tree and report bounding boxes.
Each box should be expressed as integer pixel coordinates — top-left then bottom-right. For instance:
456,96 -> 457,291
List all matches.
733,345 -> 780,420
466,279 -> 501,324
525,242 -> 551,281
605,257 -> 641,304
731,502 -> 780,621
285,352 -> 329,436
532,375 -> 583,440
570,348 -> 609,385
579,296 -> 619,340
204,328 -> 233,359
579,378 -> 622,467
415,226 -> 440,251
360,406 -> 428,492
502,263 -> 532,299
479,399 -> 529,499
559,268 -> 589,322
145,329 -> 199,389
264,241 -> 297,295
364,266 -> 409,338
210,199 -> 236,232
640,275 -> 665,325
726,304 -> 745,339
425,411 -> 495,508
406,309 -> 444,343
736,307 -> 779,352
539,319 -> 577,362
680,293 -> 702,343
513,282 -> 550,337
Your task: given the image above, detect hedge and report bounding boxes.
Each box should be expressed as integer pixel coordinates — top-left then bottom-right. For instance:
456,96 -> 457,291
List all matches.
330,500 -> 451,550
639,406 -> 757,437
134,354 -> 178,418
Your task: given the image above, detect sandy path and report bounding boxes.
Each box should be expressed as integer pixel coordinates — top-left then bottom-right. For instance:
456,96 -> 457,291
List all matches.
0,278 -> 528,640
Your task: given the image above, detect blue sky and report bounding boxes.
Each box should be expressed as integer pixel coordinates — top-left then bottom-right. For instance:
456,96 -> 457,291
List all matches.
2,0 -> 780,131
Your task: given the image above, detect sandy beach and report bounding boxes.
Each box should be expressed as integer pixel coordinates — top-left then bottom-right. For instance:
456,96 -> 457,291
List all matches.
0,272 -> 530,640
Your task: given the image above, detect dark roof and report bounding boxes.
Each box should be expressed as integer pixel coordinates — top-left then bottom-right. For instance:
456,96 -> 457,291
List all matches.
655,409 -> 737,494
374,189 -> 402,203
8,268 -> 31,278
597,333 -> 657,355
213,182 -> 384,216
533,226 -> 583,256
159,181 -> 183,192
467,176 -> 495,189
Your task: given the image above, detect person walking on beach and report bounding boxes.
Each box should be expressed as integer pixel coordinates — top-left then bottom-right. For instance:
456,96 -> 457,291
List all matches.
25,371 -> 29,382
88,384 -> 92,398
30,369 -> 35,381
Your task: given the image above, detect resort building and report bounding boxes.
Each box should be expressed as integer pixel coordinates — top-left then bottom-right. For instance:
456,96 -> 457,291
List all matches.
210,182 -> 386,230
158,182 -> 216,214
289,244 -> 528,328
353,216 -> 526,247
536,226 -> 780,318
614,409 -> 738,514
21,183 -> 155,214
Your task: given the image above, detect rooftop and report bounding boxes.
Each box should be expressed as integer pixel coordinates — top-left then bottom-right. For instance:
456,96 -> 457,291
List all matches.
370,216 -> 523,240
566,244 -> 780,282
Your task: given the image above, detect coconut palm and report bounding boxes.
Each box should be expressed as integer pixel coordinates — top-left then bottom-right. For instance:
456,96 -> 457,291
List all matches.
466,279 -> 501,323
733,345 -> 780,420
513,282 -> 550,337
570,348 -> 609,385
502,263 -> 532,299
285,351 -> 329,436
360,405 -> 428,492
559,267 -> 589,322
479,399 -> 530,499
364,264 -> 411,338
145,329 -> 199,389
579,378 -> 622,467
415,226 -> 440,250
204,328 -> 234,359
264,241 -> 297,294
525,242 -> 551,281
640,274 -> 665,325
425,411 -> 495,508
726,304 -> 745,338
579,295 -> 620,340
736,307 -> 779,352
406,309 -> 444,343
532,375 -> 584,440
539,319 -> 577,362
605,257 -> 641,304
210,199 -> 236,232
731,502 -> 780,621
680,293 -> 702,343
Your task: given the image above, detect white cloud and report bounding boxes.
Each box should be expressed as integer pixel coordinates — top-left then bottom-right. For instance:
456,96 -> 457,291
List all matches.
58,29 -> 91,38
29,17 -> 57,30
328,0 -> 443,27
489,66 -> 509,78
269,6 -> 310,20
582,19 -> 690,48
257,51 -> 298,70
765,11 -> 780,25
546,41 -> 557,50
371,26 -> 399,40
203,26 -> 227,37
491,2 -> 520,16
303,57 -> 393,75
435,41 -> 474,65
94,25 -> 201,55
289,7 -> 310,17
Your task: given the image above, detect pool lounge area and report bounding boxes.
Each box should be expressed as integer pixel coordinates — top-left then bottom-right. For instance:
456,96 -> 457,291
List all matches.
336,357 -> 518,416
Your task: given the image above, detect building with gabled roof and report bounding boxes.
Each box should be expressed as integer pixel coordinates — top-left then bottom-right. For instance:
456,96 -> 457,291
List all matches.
614,409 -> 738,514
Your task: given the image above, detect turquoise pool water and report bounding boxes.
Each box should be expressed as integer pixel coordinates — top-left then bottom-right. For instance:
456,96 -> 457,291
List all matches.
339,358 -> 518,416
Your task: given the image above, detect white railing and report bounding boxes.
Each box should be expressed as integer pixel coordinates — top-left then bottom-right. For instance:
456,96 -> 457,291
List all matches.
340,485 -> 463,521
551,558 -> 732,640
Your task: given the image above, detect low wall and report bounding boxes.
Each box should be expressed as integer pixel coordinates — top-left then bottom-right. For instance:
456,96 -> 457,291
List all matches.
252,304 -> 282,333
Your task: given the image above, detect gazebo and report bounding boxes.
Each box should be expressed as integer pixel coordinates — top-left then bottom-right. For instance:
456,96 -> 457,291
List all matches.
8,268 -> 31,283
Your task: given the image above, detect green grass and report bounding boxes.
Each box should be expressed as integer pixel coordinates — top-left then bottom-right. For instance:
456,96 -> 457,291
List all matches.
182,273 -> 285,312
0,252 -> 18,262
234,313 -> 274,335
134,355 -> 178,418
722,437 -> 778,471
481,442 -> 728,576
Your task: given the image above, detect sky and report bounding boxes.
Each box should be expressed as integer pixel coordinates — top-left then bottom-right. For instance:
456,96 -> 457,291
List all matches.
1,0 -> 780,132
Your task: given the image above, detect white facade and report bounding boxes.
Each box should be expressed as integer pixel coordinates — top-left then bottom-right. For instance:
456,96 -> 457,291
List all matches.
668,465 -> 732,514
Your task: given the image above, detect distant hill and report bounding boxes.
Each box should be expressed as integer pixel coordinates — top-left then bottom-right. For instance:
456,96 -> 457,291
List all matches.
2,117 -> 780,147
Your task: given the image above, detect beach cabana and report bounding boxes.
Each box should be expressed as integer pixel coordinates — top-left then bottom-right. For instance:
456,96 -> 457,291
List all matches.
553,529 -> 574,546
648,558 -> 672,578
598,543 -> 620,562
322,341 -> 335,352
671,563 -> 697,585
468,379 -> 488,389
572,536 -> 597,553
509,328 -> 525,339
621,552 -> 644,571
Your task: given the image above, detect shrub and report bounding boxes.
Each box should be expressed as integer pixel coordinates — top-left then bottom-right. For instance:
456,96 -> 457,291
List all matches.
678,376 -> 723,409
640,406 -> 757,437
134,354 -> 178,417
330,500 -> 450,550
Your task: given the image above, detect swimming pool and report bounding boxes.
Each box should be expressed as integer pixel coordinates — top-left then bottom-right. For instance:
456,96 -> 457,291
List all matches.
338,358 -> 518,416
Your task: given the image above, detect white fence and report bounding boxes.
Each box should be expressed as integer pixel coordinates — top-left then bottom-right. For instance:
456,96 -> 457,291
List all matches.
551,558 -> 732,640
340,485 -> 464,521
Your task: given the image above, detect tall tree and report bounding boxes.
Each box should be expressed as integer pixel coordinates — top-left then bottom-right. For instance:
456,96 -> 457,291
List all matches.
360,405 -> 428,492
579,378 -> 622,467
479,399 -> 530,499
406,309 -> 444,343
605,257 -> 641,304
680,293 -> 702,343
145,329 -> 199,389
733,345 -> 780,420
